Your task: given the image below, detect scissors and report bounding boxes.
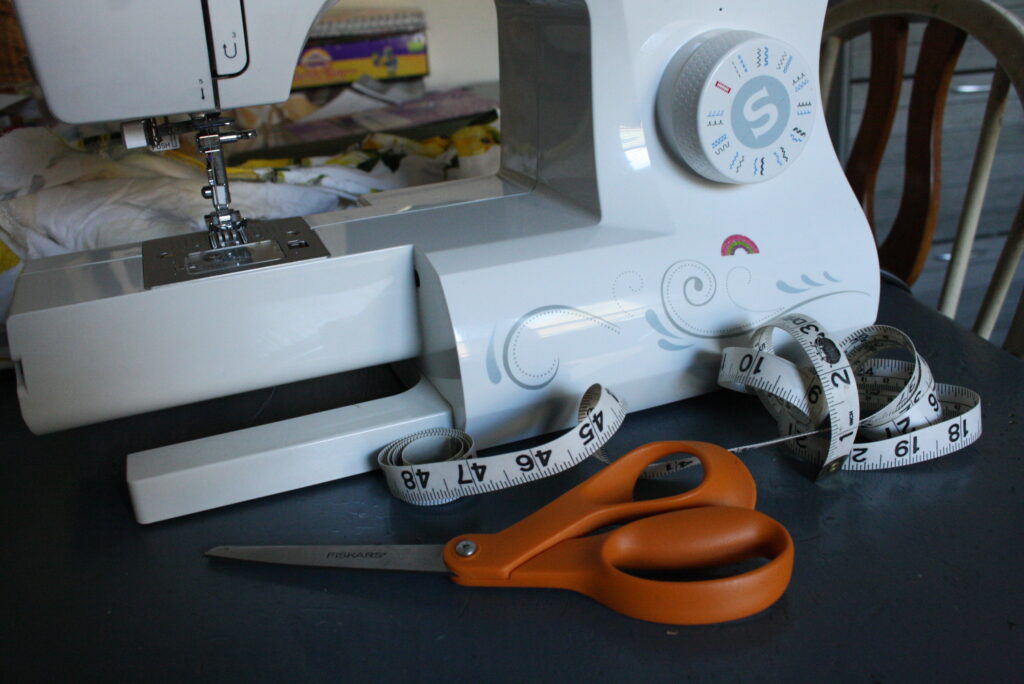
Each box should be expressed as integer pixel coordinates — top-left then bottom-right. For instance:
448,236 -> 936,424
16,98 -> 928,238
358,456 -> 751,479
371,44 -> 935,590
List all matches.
207,441 -> 794,624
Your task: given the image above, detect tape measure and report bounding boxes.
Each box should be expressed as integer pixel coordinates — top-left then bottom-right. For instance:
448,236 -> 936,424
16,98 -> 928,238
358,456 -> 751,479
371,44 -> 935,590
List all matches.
378,312 -> 981,505
378,384 -> 628,505
718,313 -> 982,476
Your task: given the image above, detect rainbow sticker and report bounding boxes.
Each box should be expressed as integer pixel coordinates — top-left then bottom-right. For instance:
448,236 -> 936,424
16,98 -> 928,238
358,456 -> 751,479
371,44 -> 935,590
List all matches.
721,234 -> 760,256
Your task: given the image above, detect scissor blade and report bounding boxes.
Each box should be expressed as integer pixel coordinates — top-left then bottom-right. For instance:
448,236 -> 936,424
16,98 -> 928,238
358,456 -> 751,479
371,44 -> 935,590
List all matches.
205,544 -> 449,573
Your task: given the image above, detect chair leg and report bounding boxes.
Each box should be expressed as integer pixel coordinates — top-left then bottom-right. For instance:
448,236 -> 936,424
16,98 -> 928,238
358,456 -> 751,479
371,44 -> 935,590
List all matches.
820,35 -> 843,108
975,196 -> 1024,340
1004,289 -> 1024,358
844,17 -> 907,230
880,19 -> 967,285
938,68 -> 1010,318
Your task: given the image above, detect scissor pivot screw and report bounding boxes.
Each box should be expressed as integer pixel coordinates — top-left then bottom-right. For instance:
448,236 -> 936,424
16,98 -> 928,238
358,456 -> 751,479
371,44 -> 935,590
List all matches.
454,540 -> 478,557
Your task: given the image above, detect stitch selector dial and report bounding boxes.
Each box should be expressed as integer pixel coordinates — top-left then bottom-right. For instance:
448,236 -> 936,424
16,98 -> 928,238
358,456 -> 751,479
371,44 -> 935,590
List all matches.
656,31 -> 815,184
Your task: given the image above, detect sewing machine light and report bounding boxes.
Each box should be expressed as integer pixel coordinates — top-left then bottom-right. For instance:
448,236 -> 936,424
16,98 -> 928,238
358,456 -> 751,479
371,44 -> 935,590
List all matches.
656,31 -> 815,184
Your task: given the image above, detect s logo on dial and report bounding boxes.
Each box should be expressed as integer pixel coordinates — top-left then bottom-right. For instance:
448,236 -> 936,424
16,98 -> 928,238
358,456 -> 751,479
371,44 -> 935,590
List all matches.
734,76 -> 789,146
656,31 -> 816,184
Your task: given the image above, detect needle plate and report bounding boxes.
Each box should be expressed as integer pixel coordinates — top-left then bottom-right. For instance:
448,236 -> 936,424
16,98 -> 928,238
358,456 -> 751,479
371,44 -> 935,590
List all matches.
141,217 -> 329,288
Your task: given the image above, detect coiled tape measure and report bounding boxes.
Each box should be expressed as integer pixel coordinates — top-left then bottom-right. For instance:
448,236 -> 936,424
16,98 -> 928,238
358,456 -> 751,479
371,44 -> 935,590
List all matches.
378,313 -> 982,504
718,313 -> 981,476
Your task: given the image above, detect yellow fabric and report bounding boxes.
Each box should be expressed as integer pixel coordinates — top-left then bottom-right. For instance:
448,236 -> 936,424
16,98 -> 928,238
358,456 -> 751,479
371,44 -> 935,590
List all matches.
451,125 -> 500,157
0,239 -> 20,272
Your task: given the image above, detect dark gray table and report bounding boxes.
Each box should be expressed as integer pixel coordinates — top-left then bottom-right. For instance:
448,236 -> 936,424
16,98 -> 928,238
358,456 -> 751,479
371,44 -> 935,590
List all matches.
3,279 -> 1022,682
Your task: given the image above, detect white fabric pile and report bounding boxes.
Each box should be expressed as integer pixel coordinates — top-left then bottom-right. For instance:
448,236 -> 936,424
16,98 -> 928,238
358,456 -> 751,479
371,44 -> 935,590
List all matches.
0,128 -> 343,259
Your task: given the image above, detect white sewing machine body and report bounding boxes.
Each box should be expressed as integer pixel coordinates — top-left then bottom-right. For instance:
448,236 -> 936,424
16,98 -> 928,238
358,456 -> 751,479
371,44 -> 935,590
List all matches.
8,0 -> 879,522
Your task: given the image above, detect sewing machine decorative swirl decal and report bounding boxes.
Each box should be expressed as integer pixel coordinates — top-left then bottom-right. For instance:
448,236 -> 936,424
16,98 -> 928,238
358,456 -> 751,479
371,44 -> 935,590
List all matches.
490,253 -> 872,391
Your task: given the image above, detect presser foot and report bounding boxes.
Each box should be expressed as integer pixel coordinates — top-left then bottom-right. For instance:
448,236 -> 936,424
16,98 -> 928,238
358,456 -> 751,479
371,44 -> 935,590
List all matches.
207,223 -> 249,249
123,113 -> 257,249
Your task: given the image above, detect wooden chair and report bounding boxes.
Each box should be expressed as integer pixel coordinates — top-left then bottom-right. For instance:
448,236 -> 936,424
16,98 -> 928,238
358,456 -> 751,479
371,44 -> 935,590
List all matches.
820,0 -> 1024,356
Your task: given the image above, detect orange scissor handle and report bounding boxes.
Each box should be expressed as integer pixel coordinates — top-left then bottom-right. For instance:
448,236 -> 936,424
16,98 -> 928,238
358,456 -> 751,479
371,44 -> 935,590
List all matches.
445,441 -> 759,582
506,505 -> 794,624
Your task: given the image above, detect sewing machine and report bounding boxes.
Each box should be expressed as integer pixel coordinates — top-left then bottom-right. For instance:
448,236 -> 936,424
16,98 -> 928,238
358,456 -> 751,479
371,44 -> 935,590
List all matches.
8,0 -> 879,522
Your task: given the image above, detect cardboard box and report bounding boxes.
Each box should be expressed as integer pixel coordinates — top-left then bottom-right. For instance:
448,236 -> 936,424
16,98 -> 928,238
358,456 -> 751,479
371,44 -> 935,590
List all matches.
293,32 -> 428,89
